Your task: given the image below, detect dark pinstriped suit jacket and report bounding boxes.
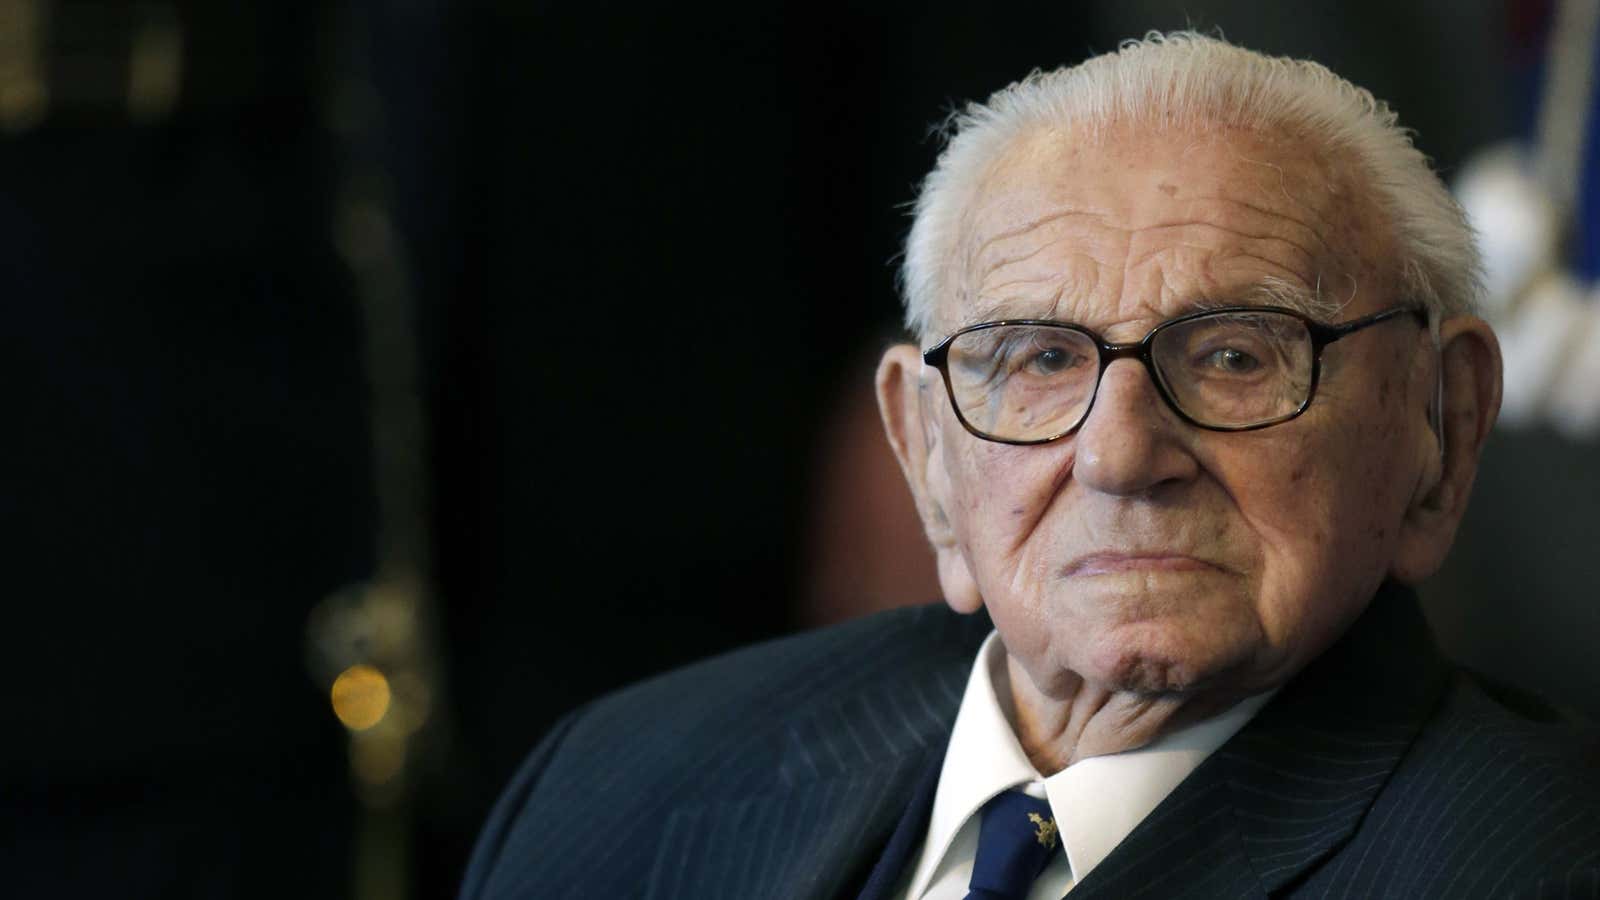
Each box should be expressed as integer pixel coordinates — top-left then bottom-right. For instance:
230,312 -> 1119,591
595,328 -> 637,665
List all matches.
461,584 -> 1600,899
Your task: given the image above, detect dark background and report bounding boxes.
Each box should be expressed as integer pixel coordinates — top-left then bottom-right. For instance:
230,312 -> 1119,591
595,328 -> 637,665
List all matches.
4,1 -> 1593,898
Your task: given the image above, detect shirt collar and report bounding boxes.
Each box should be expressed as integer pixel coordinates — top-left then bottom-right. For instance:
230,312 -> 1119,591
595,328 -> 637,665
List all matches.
906,630 -> 1041,898
906,630 -> 1273,896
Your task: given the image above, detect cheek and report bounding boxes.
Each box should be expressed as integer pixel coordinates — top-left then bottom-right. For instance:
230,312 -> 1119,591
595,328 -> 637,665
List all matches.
1213,419 -> 1413,638
1339,359 -> 1425,547
942,437 -> 1079,624
1262,342 -> 1421,543
946,434 -> 1076,534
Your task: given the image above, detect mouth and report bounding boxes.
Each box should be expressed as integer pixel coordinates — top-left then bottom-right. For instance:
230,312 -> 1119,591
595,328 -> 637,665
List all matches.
1062,553 -> 1224,577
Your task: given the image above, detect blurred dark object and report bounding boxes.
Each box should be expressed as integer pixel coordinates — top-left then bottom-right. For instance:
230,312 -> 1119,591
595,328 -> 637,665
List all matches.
801,346 -> 942,626
3,2 -> 362,896
1422,429 -> 1600,723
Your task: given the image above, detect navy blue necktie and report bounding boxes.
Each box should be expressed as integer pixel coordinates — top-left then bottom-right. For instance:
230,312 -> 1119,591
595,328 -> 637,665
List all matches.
964,789 -> 1059,900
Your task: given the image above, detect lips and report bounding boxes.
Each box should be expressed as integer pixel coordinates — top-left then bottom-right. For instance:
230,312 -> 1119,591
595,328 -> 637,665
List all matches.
1062,553 -> 1223,577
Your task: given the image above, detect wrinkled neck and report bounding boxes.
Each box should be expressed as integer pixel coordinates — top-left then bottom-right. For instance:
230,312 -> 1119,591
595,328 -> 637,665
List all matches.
997,652 -> 1242,773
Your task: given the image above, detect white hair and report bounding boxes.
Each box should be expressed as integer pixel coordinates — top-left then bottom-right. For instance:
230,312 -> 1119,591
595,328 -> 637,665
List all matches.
900,31 -> 1482,341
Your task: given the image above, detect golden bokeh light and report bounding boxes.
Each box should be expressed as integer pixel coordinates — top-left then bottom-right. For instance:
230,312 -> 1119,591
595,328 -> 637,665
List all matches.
331,664 -> 392,731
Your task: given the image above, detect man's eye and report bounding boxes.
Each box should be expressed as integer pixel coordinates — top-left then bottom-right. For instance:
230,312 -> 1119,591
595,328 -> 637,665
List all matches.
1025,347 -> 1083,375
1202,347 -> 1261,374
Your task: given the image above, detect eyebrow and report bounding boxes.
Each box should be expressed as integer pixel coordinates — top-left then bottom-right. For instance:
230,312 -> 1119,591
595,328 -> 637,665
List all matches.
1209,278 -> 1345,320
956,277 -> 1344,332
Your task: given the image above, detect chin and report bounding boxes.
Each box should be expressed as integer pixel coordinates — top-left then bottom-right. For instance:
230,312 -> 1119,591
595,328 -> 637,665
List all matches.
1077,618 -> 1262,696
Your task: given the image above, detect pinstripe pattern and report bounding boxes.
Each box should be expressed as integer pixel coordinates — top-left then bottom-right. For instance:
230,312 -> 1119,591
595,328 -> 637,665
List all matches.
461,603 -> 985,900
462,586 -> 1600,899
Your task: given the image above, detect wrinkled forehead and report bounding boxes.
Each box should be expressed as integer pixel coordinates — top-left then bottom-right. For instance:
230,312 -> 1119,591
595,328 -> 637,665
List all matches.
940,121 -> 1393,335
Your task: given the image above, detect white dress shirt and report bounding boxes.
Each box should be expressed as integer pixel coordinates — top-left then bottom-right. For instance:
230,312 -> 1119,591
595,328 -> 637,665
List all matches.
894,631 -> 1273,900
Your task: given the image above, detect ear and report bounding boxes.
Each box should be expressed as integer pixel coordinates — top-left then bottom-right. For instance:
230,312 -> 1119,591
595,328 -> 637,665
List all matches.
1390,315 -> 1502,583
875,344 -> 984,613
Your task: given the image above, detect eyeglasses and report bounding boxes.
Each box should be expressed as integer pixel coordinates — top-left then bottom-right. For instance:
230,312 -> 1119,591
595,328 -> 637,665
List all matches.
922,305 -> 1428,445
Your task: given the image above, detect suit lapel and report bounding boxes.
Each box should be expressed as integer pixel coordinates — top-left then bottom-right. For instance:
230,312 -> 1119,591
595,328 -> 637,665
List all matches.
854,750 -> 944,900
1069,583 -> 1451,898
646,606 -> 987,900
1064,752 -> 1267,899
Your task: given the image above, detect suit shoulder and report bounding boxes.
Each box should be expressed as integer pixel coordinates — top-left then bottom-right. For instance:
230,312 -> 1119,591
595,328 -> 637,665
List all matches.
509,602 -> 986,808
573,601 -> 988,745
461,603 -> 986,899
1362,671 -> 1600,894
1426,671 -> 1600,772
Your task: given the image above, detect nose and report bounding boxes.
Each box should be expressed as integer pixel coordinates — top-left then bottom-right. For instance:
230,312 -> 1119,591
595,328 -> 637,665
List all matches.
1072,358 -> 1199,495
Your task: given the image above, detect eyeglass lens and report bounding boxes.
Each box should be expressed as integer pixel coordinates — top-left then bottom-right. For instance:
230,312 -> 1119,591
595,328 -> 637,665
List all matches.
943,310 -> 1317,441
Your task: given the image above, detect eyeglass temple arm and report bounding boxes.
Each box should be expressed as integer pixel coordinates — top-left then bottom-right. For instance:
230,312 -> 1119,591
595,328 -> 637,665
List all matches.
1309,305 -> 1428,344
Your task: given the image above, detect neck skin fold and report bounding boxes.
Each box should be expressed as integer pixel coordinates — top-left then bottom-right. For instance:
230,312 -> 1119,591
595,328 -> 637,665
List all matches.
998,653 -> 1245,772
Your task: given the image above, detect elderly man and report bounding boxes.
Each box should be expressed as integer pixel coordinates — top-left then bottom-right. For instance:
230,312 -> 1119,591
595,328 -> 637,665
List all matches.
461,34 -> 1599,899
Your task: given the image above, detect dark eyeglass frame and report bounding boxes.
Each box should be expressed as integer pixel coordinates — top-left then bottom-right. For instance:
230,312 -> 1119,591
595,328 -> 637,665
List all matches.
921,304 -> 1430,445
